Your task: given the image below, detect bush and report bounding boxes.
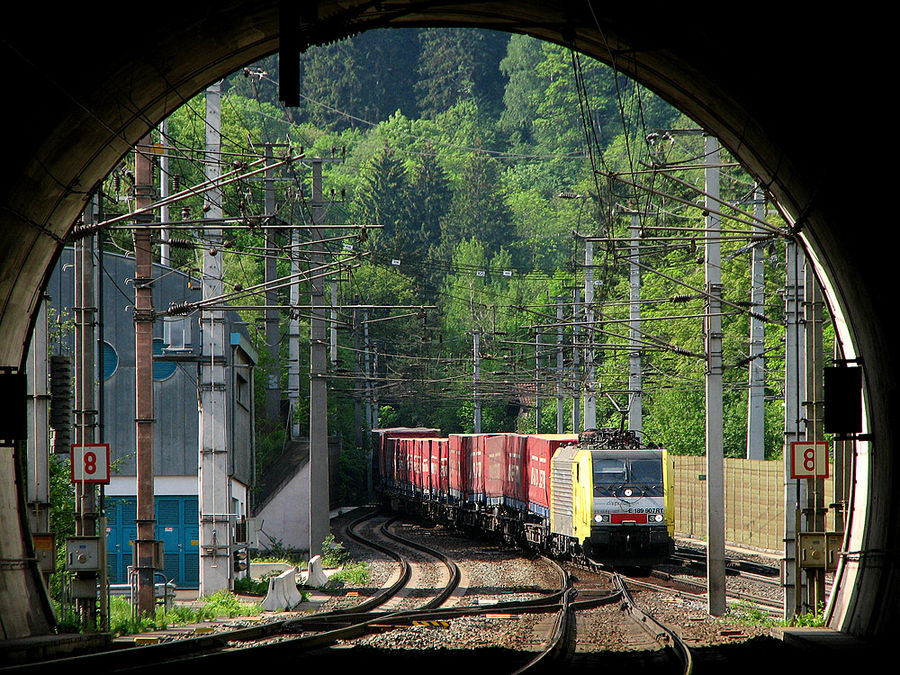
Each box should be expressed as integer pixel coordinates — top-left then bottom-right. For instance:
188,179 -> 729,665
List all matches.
234,574 -> 272,596
321,534 -> 349,568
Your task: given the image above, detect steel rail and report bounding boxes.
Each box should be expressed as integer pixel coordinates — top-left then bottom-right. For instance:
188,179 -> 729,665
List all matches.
511,556 -> 573,674
614,572 -> 694,675
378,517 -> 462,609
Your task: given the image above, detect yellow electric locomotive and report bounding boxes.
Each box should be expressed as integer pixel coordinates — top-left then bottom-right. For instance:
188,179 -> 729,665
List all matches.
548,429 -> 674,566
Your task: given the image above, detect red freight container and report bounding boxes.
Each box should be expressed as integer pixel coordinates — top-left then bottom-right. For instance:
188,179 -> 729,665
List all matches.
449,433 -> 499,505
433,438 -> 449,501
525,434 -> 578,517
448,434 -> 468,503
417,437 -> 432,496
505,434 -> 529,510
373,428 -> 440,493
396,437 -> 411,495
406,438 -> 422,494
469,434 -> 488,503
484,434 -> 508,506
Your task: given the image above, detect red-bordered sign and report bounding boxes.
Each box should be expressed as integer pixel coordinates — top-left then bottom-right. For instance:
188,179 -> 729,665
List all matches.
70,443 -> 111,484
790,441 -> 830,479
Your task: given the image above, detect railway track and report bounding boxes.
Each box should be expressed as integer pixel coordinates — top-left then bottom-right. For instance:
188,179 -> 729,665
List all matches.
1,511 -> 574,673
2,515 -> 786,674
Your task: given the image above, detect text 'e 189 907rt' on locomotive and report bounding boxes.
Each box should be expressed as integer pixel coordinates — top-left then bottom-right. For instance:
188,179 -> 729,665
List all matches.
373,427 -> 675,567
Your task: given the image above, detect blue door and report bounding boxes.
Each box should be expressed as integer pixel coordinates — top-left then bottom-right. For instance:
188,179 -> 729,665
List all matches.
155,496 -> 200,588
104,495 -> 199,588
105,497 -> 136,584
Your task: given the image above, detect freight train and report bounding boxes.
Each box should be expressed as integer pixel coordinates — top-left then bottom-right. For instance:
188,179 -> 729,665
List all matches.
374,427 -> 675,567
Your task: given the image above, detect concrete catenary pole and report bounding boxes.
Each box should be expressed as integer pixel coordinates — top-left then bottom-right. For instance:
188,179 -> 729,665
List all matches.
133,133 -> 157,616
704,134 -> 726,616
783,237 -> 806,617
363,309 -> 372,433
535,331 -> 542,434
198,81 -> 232,594
556,296 -> 564,433
159,120 -> 171,267
74,201 -> 100,628
473,331 -> 482,433
307,158 -> 330,557
571,287 -> 581,432
26,303 -> 49,545
330,279 -> 338,366
288,201 -> 301,441
628,211 -> 642,438
804,261 -> 827,612
264,143 -> 281,428
746,186 -> 766,459
583,239 -> 597,430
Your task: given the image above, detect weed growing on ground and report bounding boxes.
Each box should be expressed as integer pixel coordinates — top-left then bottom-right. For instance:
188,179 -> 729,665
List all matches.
325,561 -> 370,588
728,600 -> 826,628
104,591 -> 261,636
321,534 -> 349,568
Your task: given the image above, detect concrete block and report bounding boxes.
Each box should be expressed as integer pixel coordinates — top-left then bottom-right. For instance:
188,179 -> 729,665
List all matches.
304,554 -> 328,587
261,567 -> 302,611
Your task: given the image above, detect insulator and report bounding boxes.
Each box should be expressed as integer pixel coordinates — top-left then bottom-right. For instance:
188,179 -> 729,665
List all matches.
49,355 -> 72,452
173,174 -> 181,191
168,301 -> 193,316
181,206 -> 190,219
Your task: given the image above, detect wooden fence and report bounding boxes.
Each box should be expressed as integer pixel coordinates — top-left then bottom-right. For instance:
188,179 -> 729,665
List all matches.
672,456 -> 835,554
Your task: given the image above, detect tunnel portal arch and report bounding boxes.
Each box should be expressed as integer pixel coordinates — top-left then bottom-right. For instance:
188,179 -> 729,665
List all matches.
0,2 -> 891,643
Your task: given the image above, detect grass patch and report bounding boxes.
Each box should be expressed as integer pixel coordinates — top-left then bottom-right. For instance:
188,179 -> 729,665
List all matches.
106,590 -> 262,637
728,600 -> 826,628
325,561 -> 370,589
234,574 -> 272,596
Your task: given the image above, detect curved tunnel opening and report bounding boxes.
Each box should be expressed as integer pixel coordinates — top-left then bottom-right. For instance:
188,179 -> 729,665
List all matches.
0,2 -> 890,647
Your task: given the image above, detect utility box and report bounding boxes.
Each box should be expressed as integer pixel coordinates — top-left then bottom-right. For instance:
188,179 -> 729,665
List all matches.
799,531 -> 843,571
33,533 -> 56,573
65,536 -> 101,571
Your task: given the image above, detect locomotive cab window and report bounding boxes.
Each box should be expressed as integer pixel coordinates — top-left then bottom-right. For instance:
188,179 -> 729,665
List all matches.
593,459 -> 626,483
592,452 -> 663,497
630,460 -> 663,487
593,458 -> 626,496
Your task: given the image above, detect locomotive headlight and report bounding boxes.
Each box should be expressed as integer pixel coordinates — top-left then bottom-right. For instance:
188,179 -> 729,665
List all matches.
624,488 -> 633,497
594,514 -> 610,523
652,514 -> 664,523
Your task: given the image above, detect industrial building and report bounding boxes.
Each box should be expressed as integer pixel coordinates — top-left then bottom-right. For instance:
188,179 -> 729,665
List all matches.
43,248 -> 257,589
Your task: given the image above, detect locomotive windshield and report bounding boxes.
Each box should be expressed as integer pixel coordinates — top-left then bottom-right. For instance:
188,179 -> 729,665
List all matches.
592,452 -> 663,497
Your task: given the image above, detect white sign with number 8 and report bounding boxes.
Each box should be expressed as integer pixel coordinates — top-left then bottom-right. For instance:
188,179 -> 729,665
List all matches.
70,443 -> 111,483
790,441 -> 830,479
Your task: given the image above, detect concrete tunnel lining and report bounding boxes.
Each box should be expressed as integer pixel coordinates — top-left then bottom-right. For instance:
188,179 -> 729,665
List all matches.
0,1 -> 892,643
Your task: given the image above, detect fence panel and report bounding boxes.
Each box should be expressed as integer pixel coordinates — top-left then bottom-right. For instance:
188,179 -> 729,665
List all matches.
672,456 -> 835,554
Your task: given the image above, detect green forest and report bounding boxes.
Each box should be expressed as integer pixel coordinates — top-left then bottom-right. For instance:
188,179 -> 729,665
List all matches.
98,28 -> 821,504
